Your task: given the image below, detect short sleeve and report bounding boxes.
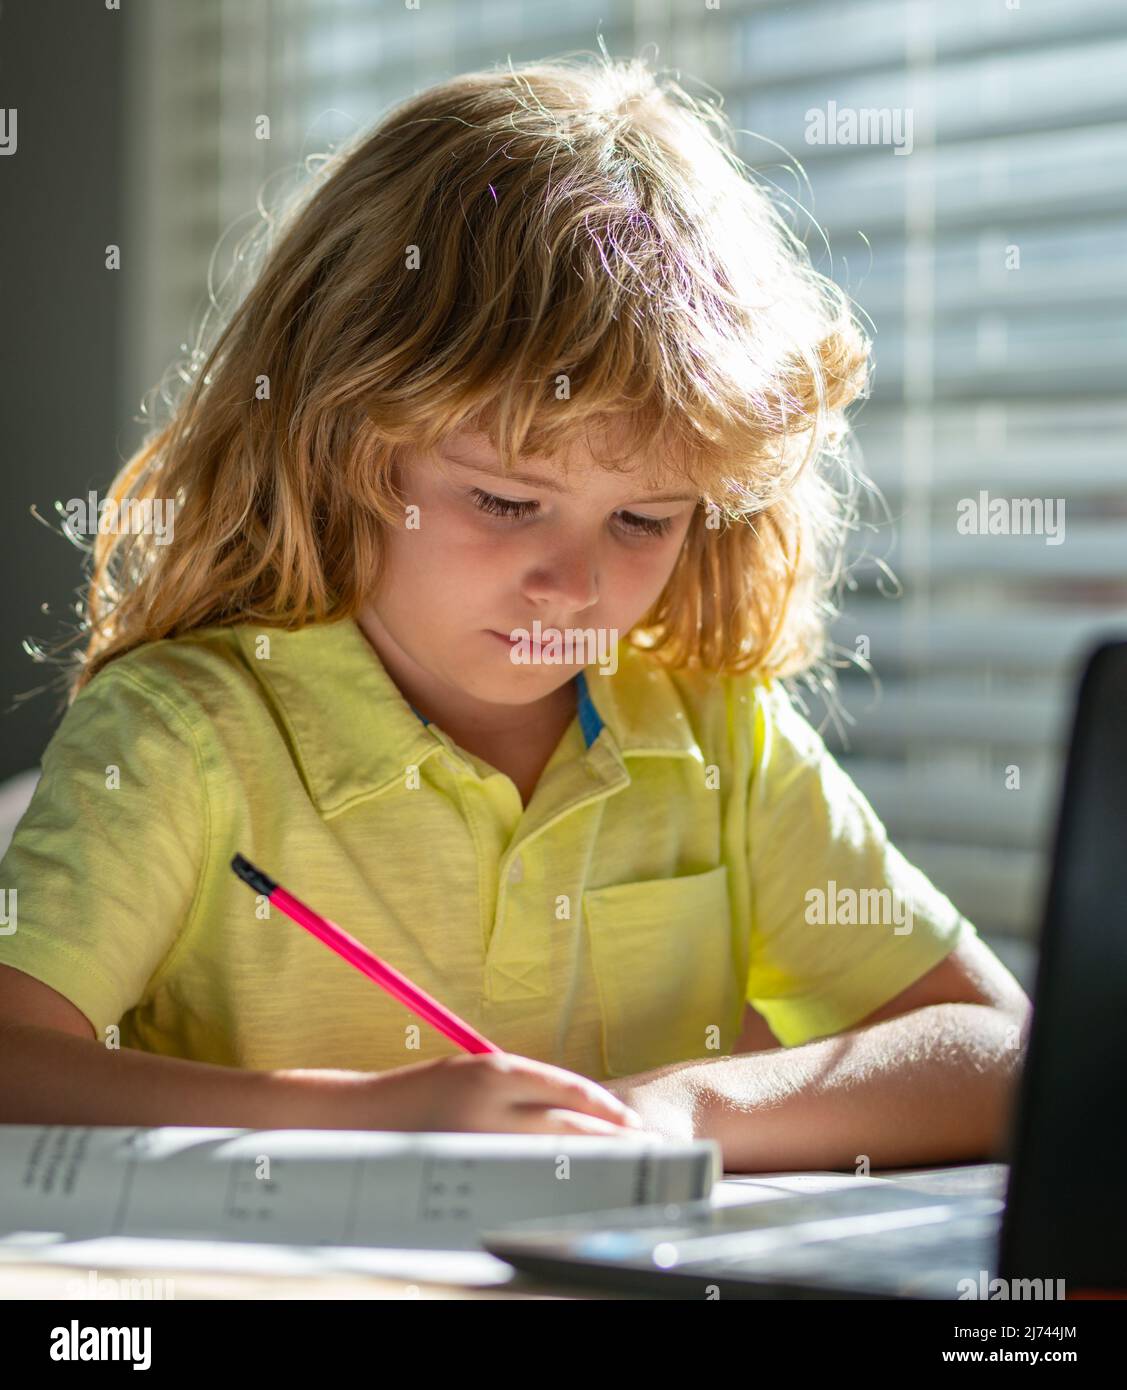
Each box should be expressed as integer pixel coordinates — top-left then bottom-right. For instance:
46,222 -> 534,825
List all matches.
0,665 -> 208,1039
745,680 -> 978,1048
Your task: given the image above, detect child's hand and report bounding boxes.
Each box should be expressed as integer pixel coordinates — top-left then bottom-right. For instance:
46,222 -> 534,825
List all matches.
347,1052 -> 647,1137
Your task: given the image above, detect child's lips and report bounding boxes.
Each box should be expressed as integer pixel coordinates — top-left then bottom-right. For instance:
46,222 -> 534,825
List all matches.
488,629 -> 545,653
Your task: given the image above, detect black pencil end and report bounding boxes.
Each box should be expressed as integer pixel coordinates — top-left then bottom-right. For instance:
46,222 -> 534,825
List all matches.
230,852 -> 277,898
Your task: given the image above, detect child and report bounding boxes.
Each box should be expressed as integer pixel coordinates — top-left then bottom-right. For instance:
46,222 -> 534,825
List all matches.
0,55 -> 1028,1164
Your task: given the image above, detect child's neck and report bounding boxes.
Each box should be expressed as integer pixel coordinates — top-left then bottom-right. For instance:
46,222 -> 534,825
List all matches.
354,609 -> 579,792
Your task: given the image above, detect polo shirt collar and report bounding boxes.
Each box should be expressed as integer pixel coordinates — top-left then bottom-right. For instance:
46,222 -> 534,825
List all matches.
408,670 -> 604,750
233,619 -> 701,816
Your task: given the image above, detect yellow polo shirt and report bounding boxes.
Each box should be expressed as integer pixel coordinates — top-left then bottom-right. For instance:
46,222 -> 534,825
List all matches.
0,618 -> 976,1078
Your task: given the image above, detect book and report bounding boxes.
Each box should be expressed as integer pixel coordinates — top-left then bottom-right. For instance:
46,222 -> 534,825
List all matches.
0,1124 -> 719,1268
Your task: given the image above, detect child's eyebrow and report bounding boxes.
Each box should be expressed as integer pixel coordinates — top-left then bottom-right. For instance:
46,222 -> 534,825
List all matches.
439,452 -> 697,504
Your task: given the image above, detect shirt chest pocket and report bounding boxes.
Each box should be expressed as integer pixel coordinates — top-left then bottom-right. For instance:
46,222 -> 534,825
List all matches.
582,865 -> 744,1079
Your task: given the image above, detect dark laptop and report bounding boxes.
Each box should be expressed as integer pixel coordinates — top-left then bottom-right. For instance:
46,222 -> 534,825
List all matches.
480,638 -> 1127,1299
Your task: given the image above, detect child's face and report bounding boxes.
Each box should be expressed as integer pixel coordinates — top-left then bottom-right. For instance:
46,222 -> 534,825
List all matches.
364,428 -> 699,708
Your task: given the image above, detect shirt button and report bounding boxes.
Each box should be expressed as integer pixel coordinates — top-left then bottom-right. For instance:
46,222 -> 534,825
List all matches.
508,856 -> 524,884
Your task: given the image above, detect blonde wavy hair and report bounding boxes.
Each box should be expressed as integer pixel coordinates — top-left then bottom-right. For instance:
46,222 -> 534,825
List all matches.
51,51 -> 874,705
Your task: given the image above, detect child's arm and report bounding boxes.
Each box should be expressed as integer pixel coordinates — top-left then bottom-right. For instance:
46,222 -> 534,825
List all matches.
0,962 -> 368,1128
0,966 -> 642,1136
0,1021 -> 360,1129
697,999 -> 1027,1172
604,935 -> 1032,1170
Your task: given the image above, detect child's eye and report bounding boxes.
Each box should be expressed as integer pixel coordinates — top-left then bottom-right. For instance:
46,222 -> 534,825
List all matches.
469,488 -> 538,520
468,488 -> 673,539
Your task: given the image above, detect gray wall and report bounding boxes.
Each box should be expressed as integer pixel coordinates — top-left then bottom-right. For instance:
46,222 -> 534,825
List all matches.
0,0 -> 125,780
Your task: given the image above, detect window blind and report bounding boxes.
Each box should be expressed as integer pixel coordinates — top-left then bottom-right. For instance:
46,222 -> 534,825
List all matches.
711,0 -> 1127,939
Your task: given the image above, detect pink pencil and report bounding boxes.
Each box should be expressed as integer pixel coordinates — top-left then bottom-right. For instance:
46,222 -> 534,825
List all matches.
231,852 -> 501,1055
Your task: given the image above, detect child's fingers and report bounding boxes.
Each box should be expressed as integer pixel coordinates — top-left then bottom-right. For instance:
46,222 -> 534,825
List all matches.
526,1107 -> 646,1138
496,1054 -> 643,1127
